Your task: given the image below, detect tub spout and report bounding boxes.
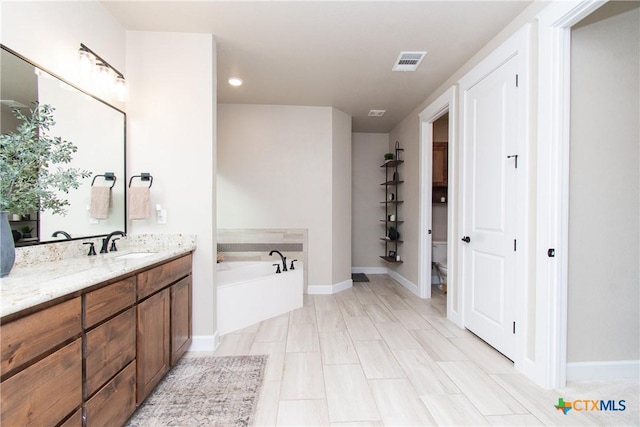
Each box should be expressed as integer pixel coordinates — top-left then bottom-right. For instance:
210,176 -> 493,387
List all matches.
269,250 -> 287,272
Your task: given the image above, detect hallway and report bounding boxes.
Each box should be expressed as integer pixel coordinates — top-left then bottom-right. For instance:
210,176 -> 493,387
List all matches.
202,275 -> 638,426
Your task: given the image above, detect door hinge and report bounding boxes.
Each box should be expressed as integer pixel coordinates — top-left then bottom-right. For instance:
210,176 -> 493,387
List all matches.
515,74 -> 519,87
513,321 -> 516,334
513,239 -> 517,251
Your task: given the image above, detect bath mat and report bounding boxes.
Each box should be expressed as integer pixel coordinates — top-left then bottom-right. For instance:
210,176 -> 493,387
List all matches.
352,273 -> 369,282
126,355 -> 267,427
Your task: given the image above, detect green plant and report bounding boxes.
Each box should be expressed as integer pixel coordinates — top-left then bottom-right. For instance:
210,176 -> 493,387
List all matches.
384,152 -> 394,160
18,225 -> 33,234
0,103 -> 90,216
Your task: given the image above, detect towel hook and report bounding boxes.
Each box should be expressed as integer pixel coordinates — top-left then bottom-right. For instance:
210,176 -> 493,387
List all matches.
91,172 -> 117,189
128,172 -> 153,188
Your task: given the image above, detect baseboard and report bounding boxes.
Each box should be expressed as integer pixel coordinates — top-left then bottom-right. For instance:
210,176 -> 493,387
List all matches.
566,360 -> 640,381
352,267 -> 388,274
387,270 -> 419,297
188,333 -> 219,352
308,279 -> 353,295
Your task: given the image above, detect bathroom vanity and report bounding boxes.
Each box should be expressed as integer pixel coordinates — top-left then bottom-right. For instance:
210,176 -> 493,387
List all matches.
0,246 -> 193,426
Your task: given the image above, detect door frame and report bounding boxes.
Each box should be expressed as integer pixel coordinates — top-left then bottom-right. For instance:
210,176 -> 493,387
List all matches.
418,86 -> 459,325
535,0 -> 607,389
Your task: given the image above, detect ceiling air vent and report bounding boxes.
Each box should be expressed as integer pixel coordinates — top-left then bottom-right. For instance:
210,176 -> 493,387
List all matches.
368,110 -> 385,117
392,51 -> 427,72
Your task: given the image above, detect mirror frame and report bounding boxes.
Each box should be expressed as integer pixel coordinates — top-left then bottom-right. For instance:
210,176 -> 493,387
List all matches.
1,44 -> 127,245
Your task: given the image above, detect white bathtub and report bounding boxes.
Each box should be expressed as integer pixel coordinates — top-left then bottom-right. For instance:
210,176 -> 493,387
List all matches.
216,261 -> 303,335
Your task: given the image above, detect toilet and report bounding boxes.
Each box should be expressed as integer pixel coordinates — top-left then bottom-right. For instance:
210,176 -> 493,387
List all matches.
432,241 -> 447,293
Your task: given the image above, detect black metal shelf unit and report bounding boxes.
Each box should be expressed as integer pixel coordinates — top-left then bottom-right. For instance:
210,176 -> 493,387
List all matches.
380,142 -> 404,264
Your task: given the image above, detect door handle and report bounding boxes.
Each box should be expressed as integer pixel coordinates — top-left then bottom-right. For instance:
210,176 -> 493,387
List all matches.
461,236 -> 470,243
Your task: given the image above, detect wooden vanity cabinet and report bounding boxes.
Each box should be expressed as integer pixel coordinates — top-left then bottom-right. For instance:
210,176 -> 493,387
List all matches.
0,252 -> 193,427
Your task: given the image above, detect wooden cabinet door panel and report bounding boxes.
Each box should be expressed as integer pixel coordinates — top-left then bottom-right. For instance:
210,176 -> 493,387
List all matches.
137,254 -> 192,300
1,297 -> 81,376
1,338 -> 82,426
85,307 -> 136,397
136,288 -> 170,404
171,276 -> 192,365
85,277 -> 136,328
85,361 -> 136,427
433,142 -> 448,187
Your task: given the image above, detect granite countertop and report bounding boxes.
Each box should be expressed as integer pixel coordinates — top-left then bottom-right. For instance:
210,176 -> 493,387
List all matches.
0,234 -> 196,318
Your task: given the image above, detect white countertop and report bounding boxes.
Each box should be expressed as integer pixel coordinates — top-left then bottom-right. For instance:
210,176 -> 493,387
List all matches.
1,236 -> 196,318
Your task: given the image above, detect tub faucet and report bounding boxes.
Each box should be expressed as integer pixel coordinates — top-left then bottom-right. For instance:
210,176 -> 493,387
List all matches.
269,250 -> 287,272
101,230 -> 126,253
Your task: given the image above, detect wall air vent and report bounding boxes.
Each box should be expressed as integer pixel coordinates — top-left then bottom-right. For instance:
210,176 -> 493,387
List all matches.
392,51 -> 427,72
368,110 -> 386,117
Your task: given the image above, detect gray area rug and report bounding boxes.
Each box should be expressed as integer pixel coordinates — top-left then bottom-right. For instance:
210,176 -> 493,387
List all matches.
126,355 -> 267,427
352,273 -> 370,282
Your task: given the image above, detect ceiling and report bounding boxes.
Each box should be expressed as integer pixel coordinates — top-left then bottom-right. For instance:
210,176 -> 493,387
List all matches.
102,1 -> 531,133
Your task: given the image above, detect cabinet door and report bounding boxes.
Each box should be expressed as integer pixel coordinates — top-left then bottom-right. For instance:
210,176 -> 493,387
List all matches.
1,338 -> 82,426
136,288 -> 170,404
171,276 -> 192,365
432,142 -> 448,187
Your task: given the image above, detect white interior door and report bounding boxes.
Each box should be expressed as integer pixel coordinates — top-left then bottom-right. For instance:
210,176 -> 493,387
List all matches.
461,55 -> 519,360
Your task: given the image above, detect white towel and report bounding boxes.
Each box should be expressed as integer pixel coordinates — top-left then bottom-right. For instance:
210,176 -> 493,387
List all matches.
90,186 -> 111,219
128,186 -> 150,220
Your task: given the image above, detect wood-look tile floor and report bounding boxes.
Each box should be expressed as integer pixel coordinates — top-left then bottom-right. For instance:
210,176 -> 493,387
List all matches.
192,275 -> 639,426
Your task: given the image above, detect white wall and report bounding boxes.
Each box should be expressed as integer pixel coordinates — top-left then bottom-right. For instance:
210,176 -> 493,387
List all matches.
217,104 -> 351,289
126,31 -> 217,341
568,2 -> 639,363
217,104 -> 332,287
352,133 -> 389,269
331,109 -> 353,285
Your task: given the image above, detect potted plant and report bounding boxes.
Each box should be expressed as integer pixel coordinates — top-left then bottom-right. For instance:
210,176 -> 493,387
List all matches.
18,226 -> 34,239
0,103 -> 90,276
384,152 -> 394,162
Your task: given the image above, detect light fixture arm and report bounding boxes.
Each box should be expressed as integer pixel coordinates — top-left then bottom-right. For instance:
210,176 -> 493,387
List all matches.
80,43 -> 124,79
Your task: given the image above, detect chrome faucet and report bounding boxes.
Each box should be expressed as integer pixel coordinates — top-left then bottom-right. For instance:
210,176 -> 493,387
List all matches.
269,250 -> 287,272
51,230 -> 72,240
100,230 -> 126,253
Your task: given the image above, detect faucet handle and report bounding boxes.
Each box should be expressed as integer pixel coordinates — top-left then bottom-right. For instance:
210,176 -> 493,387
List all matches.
83,242 -> 96,256
290,259 -> 298,270
110,238 -> 120,252
272,263 -> 281,274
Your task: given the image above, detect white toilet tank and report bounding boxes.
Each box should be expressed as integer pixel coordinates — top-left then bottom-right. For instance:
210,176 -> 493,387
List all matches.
432,241 -> 447,264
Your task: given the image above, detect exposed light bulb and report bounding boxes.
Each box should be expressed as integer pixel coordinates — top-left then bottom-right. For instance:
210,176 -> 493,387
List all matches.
228,77 -> 243,87
78,47 -> 93,74
114,75 -> 127,101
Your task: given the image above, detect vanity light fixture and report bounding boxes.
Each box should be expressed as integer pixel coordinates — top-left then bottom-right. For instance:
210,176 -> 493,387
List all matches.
228,77 -> 243,87
77,43 -> 126,101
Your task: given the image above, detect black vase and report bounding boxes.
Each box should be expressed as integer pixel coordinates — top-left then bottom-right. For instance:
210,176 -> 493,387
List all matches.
388,228 -> 400,241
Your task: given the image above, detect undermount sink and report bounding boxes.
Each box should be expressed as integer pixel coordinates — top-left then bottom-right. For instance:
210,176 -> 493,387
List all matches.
115,252 -> 156,260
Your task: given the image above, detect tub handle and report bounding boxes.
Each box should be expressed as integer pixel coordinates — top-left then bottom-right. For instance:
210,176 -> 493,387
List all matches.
272,263 -> 281,274
290,259 -> 298,270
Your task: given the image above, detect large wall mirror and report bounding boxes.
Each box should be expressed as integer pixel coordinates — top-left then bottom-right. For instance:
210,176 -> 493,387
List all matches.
1,45 -> 126,245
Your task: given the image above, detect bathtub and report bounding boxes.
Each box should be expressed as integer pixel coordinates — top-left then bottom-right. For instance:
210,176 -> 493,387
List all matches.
216,261 -> 303,335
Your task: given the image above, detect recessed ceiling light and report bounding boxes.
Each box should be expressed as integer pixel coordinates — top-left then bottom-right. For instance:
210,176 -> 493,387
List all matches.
228,77 -> 243,86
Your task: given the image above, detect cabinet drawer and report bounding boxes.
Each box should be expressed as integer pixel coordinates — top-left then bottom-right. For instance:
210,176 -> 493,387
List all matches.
85,277 -> 136,328
85,360 -> 136,427
1,297 -> 81,375
59,408 -> 83,427
137,254 -> 192,300
1,338 -> 82,426
85,307 -> 136,397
